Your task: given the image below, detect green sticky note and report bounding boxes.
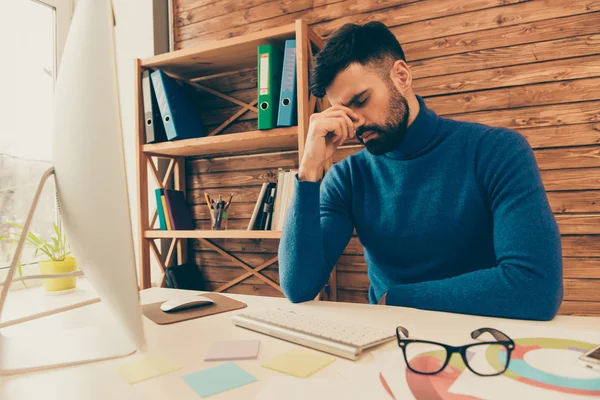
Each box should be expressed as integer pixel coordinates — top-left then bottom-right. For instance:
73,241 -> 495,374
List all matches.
182,362 -> 257,397
115,355 -> 182,384
261,349 -> 336,378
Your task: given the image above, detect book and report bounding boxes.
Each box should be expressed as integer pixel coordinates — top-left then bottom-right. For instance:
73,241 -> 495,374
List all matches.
163,189 -> 195,230
161,195 -> 172,230
155,188 -> 167,230
248,182 -> 269,230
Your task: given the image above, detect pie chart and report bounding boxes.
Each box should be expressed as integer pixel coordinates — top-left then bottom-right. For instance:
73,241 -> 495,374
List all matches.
405,338 -> 600,399
486,338 -> 600,396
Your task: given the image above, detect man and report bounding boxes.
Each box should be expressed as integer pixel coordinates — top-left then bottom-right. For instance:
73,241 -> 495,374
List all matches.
277,21 -> 563,321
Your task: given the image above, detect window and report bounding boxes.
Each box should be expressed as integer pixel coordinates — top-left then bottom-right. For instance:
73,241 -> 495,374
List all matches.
0,0 -> 71,272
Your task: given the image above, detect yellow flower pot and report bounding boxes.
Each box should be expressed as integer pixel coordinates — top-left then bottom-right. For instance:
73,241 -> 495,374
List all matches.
39,257 -> 77,292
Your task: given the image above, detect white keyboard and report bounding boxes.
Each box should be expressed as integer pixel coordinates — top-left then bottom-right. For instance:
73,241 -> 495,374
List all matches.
232,308 -> 395,360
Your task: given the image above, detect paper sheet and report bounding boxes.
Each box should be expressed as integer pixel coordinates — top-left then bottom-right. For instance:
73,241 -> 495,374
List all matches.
182,362 -> 257,397
448,323 -> 600,400
255,375 -> 385,400
261,349 -> 336,378
114,354 -> 182,385
204,339 -> 260,361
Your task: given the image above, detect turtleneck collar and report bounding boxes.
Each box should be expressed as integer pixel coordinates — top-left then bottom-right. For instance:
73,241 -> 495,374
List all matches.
383,95 -> 441,160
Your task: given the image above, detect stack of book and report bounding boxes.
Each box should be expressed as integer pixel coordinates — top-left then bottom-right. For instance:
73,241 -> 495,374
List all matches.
154,189 -> 195,230
248,169 -> 297,231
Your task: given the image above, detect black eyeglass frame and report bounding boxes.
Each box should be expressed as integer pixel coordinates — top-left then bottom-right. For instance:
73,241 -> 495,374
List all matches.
396,326 -> 515,377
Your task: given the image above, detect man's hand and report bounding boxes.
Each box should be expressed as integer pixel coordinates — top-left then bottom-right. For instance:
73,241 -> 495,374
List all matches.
378,292 -> 387,305
298,105 -> 365,182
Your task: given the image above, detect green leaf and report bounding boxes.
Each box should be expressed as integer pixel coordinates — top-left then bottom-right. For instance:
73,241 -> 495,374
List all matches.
16,260 -> 28,289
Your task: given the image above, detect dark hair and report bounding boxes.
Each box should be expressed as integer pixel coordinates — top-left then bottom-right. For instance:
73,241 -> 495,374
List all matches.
309,21 -> 406,98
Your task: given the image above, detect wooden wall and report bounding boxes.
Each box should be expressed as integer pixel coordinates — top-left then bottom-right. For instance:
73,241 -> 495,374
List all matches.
174,0 -> 600,316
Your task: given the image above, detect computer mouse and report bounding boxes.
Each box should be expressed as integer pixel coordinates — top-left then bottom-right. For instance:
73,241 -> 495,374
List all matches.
160,296 -> 214,312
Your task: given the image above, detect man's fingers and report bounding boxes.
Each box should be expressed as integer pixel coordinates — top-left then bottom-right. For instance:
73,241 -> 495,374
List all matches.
323,104 -> 360,122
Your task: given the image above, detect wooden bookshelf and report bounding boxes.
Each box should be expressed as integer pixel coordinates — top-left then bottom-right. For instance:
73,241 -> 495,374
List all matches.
135,19 -> 325,292
143,127 -> 298,157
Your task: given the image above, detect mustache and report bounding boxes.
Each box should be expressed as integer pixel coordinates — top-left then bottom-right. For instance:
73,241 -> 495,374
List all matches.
356,126 -> 384,138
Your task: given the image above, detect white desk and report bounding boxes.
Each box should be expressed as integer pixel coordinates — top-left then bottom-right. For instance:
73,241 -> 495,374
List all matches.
0,285 -> 598,400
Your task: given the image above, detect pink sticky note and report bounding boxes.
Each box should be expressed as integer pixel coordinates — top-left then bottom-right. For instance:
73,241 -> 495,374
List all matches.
204,340 -> 260,361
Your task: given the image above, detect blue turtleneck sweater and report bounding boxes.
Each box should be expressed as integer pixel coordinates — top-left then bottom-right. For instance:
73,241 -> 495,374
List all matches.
278,95 -> 563,321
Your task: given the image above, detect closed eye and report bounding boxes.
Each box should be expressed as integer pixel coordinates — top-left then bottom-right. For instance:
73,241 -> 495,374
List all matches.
355,97 -> 368,107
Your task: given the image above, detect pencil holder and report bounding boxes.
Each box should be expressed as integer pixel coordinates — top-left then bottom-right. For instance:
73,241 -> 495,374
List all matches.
211,208 -> 228,230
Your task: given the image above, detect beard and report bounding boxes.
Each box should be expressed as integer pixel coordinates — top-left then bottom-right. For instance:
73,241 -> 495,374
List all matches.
355,84 -> 410,156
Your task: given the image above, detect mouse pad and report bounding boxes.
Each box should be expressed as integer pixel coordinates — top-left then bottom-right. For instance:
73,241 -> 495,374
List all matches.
142,293 -> 247,325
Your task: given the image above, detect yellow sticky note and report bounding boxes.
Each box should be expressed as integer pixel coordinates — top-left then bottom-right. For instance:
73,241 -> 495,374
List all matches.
115,355 -> 182,384
261,349 -> 336,378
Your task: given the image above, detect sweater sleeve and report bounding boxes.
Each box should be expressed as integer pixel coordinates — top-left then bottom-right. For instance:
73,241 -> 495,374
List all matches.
386,129 -> 563,321
278,163 -> 354,303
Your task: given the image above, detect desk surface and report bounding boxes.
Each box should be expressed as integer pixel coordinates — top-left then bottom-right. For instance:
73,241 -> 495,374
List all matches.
0,284 -> 598,400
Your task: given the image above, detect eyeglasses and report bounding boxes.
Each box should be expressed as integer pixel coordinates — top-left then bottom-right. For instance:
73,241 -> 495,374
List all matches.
396,326 -> 514,376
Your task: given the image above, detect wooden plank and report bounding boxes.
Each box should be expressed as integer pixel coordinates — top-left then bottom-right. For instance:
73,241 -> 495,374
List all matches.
188,168 -> 278,189
191,68 -> 257,92
547,191 -> 600,213
393,0 -> 599,44
145,228 -> 281,239
297,19 -> 310,162
535,146 -> 600,171
189,151 -> 298,174
144,23 -> 296,77
176,0 -> 421,48
562,236 -> 600,257
520,124 -> 600,149
195,218 -> 251,230
175,0 -> 221,13
134,59 -> 151,289
564,278 -> 600,301
194,87 -> 256,110
220,282 -> 284,297
314,0 -> 528,40
192,202 -> 259,220
427,78 -> 600,116
411,34 -> 600,79
192,238 -> 280,253
556,215 -> 600,235
188,186 -> 266,205
195,251 -> 278,268
558,300 -> 600,316
337,289 -> 369,304
563,258 -> 600,279
403,12 -> 600,61
541,168 -> 600,191
175,0 -> 277,27
449,100 -> 600,131
418,55 -> 600,98
200,265 -> 280,286
144,128 -> 298,158
176,0 -> 314,42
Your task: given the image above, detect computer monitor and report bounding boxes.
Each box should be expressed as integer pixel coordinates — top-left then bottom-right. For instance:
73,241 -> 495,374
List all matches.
0,0 -> 146,374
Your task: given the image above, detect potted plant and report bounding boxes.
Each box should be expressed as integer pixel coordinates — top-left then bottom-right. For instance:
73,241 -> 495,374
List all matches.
1,221 -> 77,292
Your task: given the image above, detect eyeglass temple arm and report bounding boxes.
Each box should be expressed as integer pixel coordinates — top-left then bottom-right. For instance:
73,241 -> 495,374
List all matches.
471,327 -> 512,342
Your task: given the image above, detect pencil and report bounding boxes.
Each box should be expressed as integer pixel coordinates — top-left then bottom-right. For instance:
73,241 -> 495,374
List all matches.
204,192 -> 213,211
